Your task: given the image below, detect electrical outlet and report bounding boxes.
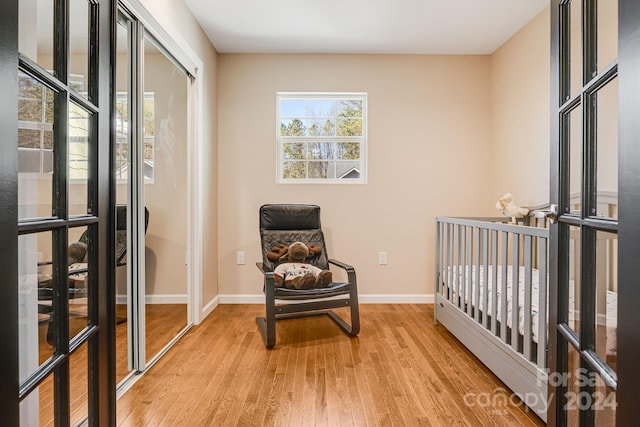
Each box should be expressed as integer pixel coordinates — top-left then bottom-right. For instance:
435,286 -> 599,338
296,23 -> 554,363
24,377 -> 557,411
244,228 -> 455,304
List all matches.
379,251 -> 388,265
236,251 -> 245,265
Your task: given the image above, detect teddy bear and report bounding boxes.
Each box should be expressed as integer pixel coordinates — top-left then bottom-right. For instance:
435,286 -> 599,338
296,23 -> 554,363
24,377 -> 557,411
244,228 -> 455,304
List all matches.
272,241 -> 332,290
495,193 -> 529,223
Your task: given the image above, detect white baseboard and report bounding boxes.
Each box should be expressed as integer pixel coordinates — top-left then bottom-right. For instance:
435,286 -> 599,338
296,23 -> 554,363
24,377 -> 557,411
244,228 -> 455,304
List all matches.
217,294 -> 433,304
115,294 -> 188,305
201,296 -> 219,320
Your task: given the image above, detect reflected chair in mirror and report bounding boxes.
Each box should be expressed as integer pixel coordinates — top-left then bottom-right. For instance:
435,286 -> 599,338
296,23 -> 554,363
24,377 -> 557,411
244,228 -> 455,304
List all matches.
256,204 -> 360,348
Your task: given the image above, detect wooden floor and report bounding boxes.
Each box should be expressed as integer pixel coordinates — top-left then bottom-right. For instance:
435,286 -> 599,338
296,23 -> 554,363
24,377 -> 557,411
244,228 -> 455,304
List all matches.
117,304 -> 545,426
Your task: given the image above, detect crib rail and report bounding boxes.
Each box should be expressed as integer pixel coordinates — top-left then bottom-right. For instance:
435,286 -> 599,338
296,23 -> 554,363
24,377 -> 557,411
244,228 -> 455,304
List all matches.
435,216 -> 550,370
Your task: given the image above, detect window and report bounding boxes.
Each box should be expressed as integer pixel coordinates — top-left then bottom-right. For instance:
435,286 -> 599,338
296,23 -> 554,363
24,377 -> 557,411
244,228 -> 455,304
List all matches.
276,92 -> 367,183
17,73 -> 54,174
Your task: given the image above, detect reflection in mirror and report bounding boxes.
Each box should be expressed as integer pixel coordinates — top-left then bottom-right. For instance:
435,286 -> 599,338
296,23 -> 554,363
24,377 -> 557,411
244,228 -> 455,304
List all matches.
18,0 -> 54,75
18,72 -> 55,221
568,226 -> 581,335
597,0 -> 618,74
595,230 -> 617,372
115,14 -> 133,385
18,231 -> 54,383
143,32 -> 189,364
596,78 -> 618,219
568,104 -> 582,215
566,344 -> 581,426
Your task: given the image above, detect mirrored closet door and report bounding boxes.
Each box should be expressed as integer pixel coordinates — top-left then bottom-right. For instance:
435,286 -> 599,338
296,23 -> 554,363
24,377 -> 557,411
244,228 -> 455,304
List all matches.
115,3 -> 192,390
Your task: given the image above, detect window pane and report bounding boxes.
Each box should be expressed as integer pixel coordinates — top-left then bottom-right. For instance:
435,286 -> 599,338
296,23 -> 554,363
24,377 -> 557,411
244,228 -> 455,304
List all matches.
280,99 -> 306,118
308,119 -> 335,136
308,142 -> 333,160
283,143 -> 306,160
595,230 -> 617,372
18,0 -> 54,75
280,118 -> 306,136
568,225 -> 581,335
19,232 -> 55,383
283,161 -> 306,178
337,161 -> 360,179
595,78 -> 618,219
309,161 -> 331,179
336,142 -> 360,160
69,0 -> 90,99
337,118 -> 362,136
308,99 -> 335,118
597,0 -> 618,74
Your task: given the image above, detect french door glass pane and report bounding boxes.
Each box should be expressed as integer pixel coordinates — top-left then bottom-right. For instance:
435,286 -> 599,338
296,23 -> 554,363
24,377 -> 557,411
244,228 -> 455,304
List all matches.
18,72 -> 55,220
68,226 -> 89,340
593,373 -> 617,425
18,231 -> 55,382
568,104 -> 582,214
566,343 -> 581,427
595,230 -> 617,371
569,0 -> 582,98
568,225 -> 582,335
18,0 -> 54,75
69,102 -> 90,215
143,32 -> 189,364
595,77 -> 618,219
69,341 -> 89,425
597,0 -> 618,74
69,0 -> 90,98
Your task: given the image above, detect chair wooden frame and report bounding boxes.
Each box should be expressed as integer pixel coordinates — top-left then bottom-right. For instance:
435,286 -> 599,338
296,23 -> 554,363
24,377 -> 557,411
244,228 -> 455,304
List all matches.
255,204 -> 360,349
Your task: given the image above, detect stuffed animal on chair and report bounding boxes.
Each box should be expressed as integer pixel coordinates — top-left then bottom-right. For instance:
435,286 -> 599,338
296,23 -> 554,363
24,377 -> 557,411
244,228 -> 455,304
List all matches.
272,241 -> 332,290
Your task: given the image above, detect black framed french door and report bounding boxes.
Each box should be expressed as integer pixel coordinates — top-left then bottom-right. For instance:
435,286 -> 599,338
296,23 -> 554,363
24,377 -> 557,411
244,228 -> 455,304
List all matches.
0,0 -> 116,425
549,0 -> 640,425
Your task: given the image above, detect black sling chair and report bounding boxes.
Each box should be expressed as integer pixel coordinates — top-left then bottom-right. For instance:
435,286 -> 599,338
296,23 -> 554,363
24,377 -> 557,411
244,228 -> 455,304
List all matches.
256,204 -> 360,348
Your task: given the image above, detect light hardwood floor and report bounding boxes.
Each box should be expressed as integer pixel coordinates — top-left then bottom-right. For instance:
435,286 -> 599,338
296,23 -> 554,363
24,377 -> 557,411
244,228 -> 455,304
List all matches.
116,304 -> 545,426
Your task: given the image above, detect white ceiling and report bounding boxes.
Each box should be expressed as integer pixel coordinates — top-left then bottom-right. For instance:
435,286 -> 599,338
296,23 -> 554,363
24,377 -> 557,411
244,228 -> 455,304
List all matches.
184,0 -> 548,55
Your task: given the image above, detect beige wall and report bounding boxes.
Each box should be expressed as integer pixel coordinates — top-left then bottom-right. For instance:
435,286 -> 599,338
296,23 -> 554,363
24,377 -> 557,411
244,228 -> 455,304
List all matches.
489,6 -> 551,207
218,54 -> 497,297
140,0 -> 219,305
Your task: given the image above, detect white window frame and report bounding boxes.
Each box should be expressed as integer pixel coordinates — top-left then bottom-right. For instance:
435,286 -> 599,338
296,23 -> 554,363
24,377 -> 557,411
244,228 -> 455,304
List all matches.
276,92 -> 368,184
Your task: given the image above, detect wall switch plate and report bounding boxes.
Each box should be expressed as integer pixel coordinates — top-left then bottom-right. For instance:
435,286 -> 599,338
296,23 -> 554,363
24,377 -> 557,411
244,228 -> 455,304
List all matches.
236,251 -> 245,265
379,251 -> 388,265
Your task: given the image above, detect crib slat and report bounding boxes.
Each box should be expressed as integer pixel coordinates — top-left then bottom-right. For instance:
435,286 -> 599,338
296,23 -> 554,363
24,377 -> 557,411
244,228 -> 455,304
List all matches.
500,232 -> 509,343
491,230 -> 498,335
523,235 -> 533,361
482,229 -> 489,328
537,237 -> 548,369
467,227 -> 474,317
456,224 -> 462,308
474,227 -> 481,323
447,223 -> 453,302
511,234 -> 520,353
460,226 -> 466,311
